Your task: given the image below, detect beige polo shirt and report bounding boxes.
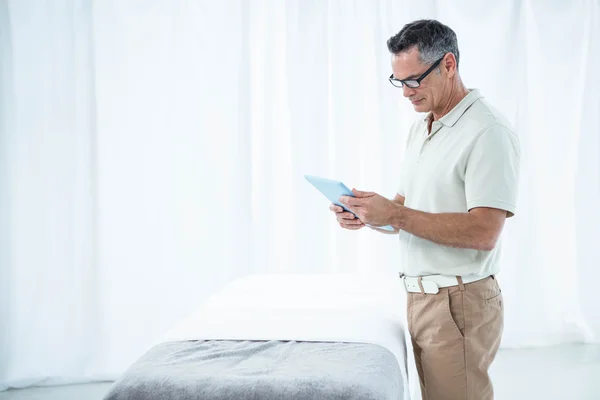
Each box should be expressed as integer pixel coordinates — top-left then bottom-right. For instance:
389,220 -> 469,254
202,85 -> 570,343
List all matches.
397,89 -> 520,278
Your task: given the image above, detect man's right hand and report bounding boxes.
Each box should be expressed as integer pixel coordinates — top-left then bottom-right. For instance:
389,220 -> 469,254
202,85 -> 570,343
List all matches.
329,204 -> 365,230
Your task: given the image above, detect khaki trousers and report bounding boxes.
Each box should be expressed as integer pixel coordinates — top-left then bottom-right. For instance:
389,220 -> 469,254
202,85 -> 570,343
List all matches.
407,276 -> 504,400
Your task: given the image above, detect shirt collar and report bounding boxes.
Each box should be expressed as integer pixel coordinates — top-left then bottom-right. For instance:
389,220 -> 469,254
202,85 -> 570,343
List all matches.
422,89 -> 483,127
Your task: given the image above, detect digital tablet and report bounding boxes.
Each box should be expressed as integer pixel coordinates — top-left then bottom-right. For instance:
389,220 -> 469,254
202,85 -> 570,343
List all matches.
304,175 -> 395,232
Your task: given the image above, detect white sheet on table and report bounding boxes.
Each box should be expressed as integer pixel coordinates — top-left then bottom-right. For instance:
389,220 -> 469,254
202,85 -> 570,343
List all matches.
163,273 -> 418,400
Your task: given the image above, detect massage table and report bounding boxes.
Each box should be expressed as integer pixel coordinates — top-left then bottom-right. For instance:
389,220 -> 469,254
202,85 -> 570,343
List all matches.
102,273 -> 418,399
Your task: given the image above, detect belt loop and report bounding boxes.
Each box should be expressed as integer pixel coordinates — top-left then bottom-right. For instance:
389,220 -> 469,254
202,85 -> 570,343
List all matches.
457,276 -> 465,292
417,277 -> 425,295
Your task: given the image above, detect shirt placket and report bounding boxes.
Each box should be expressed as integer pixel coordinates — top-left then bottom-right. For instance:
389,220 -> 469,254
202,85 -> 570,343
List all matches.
417,121 -> 444,162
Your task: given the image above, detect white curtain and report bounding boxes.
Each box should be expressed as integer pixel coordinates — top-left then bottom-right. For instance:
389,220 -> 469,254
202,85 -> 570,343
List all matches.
1,0 -> 599,390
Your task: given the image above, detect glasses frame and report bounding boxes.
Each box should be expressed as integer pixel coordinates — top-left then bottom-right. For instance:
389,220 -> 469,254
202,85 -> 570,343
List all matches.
388,55 -> 446,88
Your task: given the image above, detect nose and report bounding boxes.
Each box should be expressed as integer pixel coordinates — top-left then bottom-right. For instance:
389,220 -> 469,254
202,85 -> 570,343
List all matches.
402,85 -> 416,98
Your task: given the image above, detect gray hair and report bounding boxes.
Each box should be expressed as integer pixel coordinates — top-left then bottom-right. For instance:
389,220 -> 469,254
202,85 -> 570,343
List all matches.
387,19 -> 460,67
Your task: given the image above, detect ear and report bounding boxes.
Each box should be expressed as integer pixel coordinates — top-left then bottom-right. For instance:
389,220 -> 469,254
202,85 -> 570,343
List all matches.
443,53 -> 458,79
440,53 -> 456,78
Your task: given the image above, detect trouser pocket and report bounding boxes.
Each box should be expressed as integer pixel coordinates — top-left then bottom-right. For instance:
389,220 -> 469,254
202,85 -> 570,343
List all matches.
447,288 -> 465,338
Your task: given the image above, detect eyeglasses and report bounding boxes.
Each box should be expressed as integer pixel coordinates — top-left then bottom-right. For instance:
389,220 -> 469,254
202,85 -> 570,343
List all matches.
388,55 -> 445,89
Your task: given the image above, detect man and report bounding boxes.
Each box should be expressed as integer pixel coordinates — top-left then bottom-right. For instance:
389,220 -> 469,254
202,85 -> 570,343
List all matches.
330,20 -> 520,400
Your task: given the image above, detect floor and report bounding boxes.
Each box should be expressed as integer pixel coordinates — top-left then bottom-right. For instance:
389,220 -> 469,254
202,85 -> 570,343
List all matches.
1,344 -> 599,399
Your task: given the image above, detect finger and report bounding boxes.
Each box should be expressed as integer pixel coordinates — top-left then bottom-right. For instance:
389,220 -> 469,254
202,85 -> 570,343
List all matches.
341,222 -> 365,230
339,196 -> 362,207
352,188 -> 376,198
336,212 -> 356,220
338,216 -> 362,225
337,215 -> 362,225
336,206 -> 344,213
329,203 -> 344,213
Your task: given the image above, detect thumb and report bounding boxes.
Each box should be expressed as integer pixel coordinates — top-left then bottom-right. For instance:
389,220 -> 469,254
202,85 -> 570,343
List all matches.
352,188 -> 375,198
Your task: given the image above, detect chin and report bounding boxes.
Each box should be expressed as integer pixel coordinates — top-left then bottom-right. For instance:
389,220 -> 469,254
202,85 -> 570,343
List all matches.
413,103 -> 430,113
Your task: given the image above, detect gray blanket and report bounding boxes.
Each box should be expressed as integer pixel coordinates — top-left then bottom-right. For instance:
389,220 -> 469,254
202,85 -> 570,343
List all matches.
103,340 -> 405,400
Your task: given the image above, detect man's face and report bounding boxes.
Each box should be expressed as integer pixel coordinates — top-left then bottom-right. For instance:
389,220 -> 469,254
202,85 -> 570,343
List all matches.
391,48 -> 448,113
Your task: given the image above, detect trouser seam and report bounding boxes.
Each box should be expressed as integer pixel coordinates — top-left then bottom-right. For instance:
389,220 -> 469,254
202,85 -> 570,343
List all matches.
463,290 -> 468,400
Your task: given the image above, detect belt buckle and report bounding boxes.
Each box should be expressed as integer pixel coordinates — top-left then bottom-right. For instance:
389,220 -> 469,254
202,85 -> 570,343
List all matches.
399,273 -> 439,294
398,272 -> 409,292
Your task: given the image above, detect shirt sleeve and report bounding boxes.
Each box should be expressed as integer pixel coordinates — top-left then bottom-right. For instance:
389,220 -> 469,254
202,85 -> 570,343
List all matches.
464,123 -> 521,217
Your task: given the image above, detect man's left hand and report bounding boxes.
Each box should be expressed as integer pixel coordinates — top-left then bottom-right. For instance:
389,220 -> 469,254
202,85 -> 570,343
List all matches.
339,189 -> 400,227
